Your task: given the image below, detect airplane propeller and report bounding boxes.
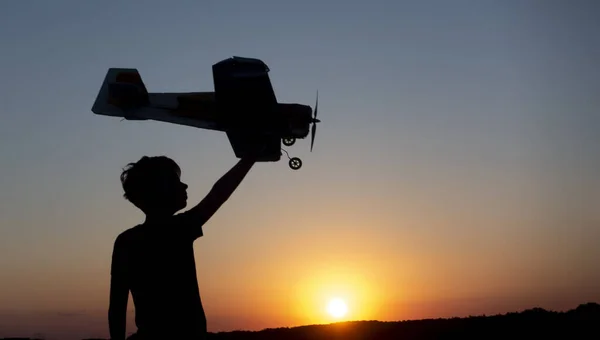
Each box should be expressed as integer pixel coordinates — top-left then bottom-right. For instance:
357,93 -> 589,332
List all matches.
310,91 -> 320,152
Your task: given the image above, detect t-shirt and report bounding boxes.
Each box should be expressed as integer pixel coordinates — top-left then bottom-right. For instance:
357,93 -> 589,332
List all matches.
111,214 -> 206,339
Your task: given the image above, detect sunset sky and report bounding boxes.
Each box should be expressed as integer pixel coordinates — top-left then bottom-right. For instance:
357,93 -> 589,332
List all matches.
1,1 -> 599,339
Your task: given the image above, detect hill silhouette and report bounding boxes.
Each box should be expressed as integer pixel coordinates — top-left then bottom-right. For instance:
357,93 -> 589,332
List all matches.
3,302 -> 599,340
205,302 -> 600,340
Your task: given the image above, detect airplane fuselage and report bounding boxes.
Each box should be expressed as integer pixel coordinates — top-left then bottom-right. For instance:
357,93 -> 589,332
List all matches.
124,91 -> 313,140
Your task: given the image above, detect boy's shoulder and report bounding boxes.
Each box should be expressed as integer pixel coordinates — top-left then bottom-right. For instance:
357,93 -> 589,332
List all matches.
114,224 -> 142,246
114,217 -> 192,243
113,214 -> 199,249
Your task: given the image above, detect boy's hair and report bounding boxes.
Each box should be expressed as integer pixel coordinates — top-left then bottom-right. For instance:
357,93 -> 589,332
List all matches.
120,156 -> 181,211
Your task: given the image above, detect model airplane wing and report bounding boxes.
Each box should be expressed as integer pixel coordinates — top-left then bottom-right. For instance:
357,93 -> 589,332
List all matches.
213,57 -> 281,161
212,56 -> 277,121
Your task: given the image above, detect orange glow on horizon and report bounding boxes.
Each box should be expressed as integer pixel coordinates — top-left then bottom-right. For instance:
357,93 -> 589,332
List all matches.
285,261 -> 390,326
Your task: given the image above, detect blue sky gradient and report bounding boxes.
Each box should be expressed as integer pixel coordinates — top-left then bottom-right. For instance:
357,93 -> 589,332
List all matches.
1,1 -> 599,339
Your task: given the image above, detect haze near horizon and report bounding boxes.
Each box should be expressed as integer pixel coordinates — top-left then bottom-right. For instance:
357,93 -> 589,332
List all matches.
0,1 -> 599,340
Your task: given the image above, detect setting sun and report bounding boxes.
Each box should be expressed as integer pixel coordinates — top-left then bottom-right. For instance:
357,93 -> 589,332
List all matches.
327,298 -> 348,318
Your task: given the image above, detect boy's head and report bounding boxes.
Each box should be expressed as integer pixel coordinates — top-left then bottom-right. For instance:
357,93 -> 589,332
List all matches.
120,156 -> 188,215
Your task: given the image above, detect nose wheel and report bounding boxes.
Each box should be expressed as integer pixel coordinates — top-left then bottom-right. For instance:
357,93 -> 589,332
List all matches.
289,157 -> 302,170
281,149 -> 302,170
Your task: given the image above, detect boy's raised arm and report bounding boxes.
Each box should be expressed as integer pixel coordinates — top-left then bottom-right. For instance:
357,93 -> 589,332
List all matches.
179,156 -> 257,239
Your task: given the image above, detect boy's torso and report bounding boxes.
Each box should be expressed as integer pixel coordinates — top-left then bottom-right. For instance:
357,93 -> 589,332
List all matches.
115,223 -> 207,337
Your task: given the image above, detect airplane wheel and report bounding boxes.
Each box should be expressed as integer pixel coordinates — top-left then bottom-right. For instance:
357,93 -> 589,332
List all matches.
289,157 -> 302,170
283,138 -> 296,146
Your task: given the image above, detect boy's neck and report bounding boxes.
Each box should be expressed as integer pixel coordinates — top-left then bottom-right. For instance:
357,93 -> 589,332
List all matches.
144,212 -> 175,225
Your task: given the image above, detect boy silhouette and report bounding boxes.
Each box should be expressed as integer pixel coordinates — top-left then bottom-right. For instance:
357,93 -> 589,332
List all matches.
109,154 -> 257,340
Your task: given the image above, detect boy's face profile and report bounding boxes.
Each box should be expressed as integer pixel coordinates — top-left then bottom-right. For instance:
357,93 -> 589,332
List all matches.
155,168 -> 188,213
121,156 -> 188,216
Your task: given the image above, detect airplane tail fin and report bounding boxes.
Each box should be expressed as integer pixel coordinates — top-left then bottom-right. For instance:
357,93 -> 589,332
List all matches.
91,68 -> 150,117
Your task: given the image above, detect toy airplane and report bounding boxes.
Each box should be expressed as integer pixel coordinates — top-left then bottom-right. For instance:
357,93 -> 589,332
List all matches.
91,56 -> 320,170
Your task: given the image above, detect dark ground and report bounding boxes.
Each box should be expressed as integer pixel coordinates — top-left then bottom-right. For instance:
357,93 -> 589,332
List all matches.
4,302 -> 599,340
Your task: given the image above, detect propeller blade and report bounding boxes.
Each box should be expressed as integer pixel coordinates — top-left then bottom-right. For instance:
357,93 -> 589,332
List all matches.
310,91 -> 319,152
311,123 -> 317,152
314,91 -> 318,119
